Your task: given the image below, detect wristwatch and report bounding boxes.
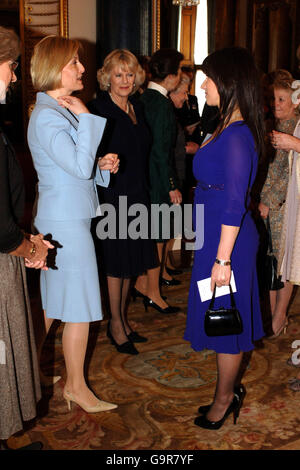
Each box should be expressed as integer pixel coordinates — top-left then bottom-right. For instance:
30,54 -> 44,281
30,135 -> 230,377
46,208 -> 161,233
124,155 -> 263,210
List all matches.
215,258 -> 231,266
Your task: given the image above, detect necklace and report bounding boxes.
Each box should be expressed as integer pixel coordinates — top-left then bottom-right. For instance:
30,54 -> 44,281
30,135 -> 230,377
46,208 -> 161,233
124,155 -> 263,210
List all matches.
226,109 -> 243,126
200,110 -> 243,149
109,92 -> 137,124
109,92 -> 129,113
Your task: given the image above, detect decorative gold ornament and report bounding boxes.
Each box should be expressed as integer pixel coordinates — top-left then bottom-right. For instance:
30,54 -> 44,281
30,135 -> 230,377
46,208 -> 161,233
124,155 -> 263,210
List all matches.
172,0 -> 201,6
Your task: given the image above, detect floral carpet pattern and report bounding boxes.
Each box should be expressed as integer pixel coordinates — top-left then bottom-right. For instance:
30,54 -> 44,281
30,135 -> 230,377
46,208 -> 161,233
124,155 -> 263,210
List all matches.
7,261 -> 300,451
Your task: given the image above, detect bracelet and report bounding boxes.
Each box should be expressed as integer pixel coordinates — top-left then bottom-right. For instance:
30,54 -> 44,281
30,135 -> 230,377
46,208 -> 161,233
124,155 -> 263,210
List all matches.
29,242 -> 36,257
215,258 -> 231,266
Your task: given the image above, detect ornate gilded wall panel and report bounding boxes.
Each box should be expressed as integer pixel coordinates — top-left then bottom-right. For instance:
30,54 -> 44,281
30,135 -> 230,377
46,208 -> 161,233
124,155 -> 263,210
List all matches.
152,0 -> 161,52
19,0 -> 68,123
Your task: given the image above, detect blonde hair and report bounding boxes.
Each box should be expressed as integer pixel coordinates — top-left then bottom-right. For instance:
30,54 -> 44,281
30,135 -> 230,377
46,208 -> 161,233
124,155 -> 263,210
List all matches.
270,69 -> 300,114
271,69 -> 294,91
97,49 -> 145,94
30,35 -> 81,91
0,26 -> 20,64
173,73 -> 190,93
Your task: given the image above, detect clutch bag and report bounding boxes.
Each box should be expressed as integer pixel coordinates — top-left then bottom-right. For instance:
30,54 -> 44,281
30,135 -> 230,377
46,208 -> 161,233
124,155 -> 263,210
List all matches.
204,283 -> 243,336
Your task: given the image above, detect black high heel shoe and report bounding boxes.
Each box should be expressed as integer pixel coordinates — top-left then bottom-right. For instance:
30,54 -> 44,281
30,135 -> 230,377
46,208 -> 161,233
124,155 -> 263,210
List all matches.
198,384 -> 246,415
132,287 -> 166,301
160,277 -> 181,287
194,396 -> 241,430
106,322 -> 139,355
131,287 -> 147,301
143,297 -> 180,314
127,330 -> 148,343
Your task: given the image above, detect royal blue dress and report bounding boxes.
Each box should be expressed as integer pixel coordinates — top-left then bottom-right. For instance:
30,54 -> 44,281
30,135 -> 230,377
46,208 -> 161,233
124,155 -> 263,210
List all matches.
184,122 -> 264,354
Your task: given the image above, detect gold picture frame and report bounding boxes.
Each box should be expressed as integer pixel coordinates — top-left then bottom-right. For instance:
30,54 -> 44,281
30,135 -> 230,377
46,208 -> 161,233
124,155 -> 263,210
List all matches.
59,0 -> 68,38
152,0 -> 161,53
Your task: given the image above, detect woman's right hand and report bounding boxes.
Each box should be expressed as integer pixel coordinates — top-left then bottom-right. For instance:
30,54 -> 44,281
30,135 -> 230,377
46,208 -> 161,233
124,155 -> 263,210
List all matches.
57,95 -> 89,115
25,234 -> 54,270
258,202 -> 269,219
169,189 -> 182,205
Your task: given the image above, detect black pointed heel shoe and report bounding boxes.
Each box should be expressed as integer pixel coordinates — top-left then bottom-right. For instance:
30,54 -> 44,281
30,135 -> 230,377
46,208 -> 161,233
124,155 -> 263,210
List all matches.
127,330 -> 148,343
143,297 -> 180,314
166,267 -> 183,276
132,287 -> 167,301
198,384 -> 246,415
106,323 -> 139,355
194,396 -> 241,430
131,287 -> 147,301
160,277 -> 181,287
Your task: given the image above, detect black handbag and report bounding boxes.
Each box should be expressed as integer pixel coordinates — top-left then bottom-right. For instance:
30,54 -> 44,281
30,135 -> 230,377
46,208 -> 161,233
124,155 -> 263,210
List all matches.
265,216 -> 284,291
204,283 -> 243,336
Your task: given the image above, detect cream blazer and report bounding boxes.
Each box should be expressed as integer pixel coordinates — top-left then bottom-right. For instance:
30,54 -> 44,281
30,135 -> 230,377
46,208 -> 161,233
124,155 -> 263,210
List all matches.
278,118 -> 300,284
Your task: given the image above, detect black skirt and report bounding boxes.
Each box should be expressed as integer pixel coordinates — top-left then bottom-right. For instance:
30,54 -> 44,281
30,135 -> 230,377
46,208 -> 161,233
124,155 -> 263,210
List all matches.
94,190 -> 159,278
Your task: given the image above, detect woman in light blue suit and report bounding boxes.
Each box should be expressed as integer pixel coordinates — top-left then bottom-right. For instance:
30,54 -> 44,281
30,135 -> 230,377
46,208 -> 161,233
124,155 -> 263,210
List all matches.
28,36 -> 119,413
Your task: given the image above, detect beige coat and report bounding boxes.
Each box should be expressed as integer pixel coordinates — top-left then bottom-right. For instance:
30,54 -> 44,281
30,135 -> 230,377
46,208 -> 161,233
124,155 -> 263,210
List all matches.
278,119 -> 300,284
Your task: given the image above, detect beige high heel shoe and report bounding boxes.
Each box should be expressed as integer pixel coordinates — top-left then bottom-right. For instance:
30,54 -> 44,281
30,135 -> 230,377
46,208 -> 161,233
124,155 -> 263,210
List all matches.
40,371 -> 61,387
269,316 -> 289,339
63,390 -> 118,413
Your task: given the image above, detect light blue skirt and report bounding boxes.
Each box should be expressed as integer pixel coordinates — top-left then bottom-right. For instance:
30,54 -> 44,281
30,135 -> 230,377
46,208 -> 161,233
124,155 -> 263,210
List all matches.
35,218 -> 103,323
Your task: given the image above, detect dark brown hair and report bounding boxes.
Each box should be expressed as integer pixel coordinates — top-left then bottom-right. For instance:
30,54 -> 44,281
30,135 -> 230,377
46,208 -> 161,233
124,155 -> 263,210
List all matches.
149,48 -> 183,82
200,47 -> 265,154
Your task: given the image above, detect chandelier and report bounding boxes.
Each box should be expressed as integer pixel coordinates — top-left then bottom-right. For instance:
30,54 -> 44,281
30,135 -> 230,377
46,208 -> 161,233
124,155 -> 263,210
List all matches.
172,0 -> 201,6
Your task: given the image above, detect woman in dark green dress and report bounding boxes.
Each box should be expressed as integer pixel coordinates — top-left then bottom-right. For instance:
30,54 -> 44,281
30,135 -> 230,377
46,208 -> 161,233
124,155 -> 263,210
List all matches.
134,49 -> 183,314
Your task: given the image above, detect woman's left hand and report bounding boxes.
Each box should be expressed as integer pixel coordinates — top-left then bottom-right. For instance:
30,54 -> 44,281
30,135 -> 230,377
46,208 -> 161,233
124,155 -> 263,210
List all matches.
57,95 -> 90,115
98,153 -> 119,173
25,236 -> 54,270
270,130 -> 294,152
211,263 -> 231,290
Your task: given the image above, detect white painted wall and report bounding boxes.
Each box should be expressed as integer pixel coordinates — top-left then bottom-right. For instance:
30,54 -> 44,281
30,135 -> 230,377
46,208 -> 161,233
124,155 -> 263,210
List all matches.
68,0 -> 97,43
68,0 -> 98,101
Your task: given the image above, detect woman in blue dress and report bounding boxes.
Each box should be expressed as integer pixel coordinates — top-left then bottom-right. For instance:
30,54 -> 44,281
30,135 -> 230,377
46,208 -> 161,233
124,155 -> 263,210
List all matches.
28,36 -> 119,414
184,47 -> 265,429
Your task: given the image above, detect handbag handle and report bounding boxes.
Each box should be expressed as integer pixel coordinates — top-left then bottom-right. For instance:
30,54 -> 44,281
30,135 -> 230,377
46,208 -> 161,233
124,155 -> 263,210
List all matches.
266,215 -> 273,254
208,282 -> 236,310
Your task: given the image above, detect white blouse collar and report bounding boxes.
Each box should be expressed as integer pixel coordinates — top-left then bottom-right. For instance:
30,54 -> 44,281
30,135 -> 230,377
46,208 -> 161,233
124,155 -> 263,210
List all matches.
147,81 -> 168,97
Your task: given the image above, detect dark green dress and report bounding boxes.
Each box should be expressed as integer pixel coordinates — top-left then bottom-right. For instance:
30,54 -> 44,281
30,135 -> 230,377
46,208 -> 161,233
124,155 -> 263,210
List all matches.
140,89 -> 179,241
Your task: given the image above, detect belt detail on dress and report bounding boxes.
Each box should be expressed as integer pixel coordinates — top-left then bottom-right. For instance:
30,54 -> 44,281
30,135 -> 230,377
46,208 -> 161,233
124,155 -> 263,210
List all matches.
198,182 -> 224,191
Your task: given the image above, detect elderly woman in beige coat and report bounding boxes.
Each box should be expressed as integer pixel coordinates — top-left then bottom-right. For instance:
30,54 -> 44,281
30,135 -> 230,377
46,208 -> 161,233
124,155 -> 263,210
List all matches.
259,71 -> 299,337
274,112 -> 300,390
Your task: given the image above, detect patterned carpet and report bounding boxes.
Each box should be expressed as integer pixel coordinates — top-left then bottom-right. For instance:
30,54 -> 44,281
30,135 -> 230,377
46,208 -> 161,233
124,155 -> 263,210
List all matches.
6,252 -> 300,451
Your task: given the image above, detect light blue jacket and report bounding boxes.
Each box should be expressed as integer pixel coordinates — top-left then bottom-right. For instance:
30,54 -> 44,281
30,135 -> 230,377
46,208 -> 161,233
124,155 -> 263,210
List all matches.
27,92 -> 109,221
